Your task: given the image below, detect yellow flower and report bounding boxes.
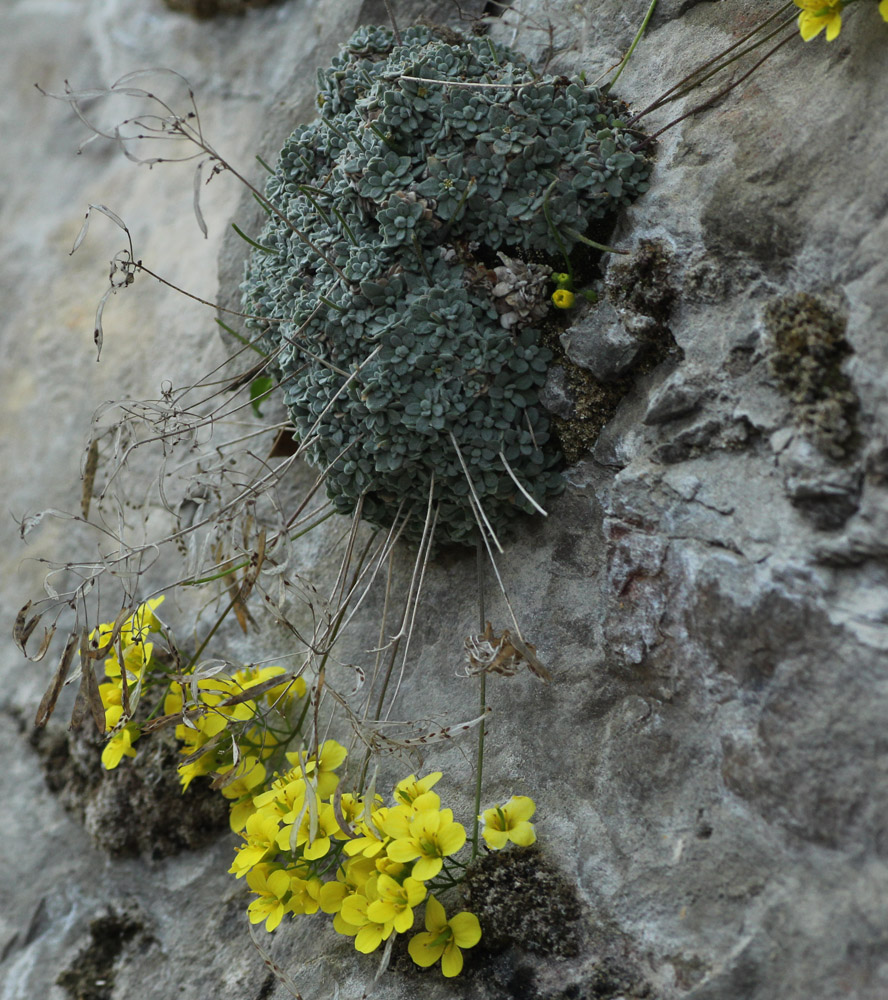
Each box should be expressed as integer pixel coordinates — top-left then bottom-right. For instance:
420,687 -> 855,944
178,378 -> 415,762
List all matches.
219,756 -> 266,832
101,704 -> 139,769
339,889 -> 395,954
285,739 -> 347,798
480,796 -> 537,849
98,681 -> 122,710
392,772 -> 442,808
383,808 -> 467,880
277,799 -> 342,860
246,866 -> 290,932
229,810 -> 281,877
408,896 -> 481,977
343,805 -> 391,859
552,288 -> 575,309
101,728 -> 136,769
285,871 -> 322,916
366,874 -> 427,933
880,0 -> 888,20
794,0 -> 844,41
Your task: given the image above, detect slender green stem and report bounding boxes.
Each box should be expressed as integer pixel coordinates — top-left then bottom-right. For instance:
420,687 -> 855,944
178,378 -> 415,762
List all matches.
215,318 -> 266,355
608,0 -> 657,90
299,185 -> 332,227
561,226 -> 629,256
231,222 -> 277,255
471,536 -> 487,861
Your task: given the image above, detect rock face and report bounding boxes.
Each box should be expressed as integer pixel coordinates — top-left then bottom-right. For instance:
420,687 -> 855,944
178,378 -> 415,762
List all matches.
1,1 -> 887,999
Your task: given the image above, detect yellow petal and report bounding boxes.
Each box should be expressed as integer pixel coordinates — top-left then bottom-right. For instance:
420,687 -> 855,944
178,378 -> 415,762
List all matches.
449,911 -> 482,948
824,12 -> 841,40
437,821 -> 467,855
386,839 -> 421,864
508,821 -> 537,847
504,796 -> 536,823
798,12 -> 825,40
355,923 -> 388,953
482,826 -> 510,850
408,932 -> 444,967
411,856 -> 443,881
440,942 -> 464,977
424,895 -> 446,933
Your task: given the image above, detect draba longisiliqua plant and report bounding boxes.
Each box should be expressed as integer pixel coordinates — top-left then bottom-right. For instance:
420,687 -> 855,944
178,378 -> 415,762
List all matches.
241,23 -> 653,546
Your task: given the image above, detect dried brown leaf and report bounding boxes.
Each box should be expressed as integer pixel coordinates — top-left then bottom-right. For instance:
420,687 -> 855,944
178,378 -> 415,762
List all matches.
34,631 -> 78,728
69,629 -> 106,733
31,624 -> 57,663
13,602 -> 40,654
88,606 -> 133,659
81,439 -> 99,519
217,672 -> 297,709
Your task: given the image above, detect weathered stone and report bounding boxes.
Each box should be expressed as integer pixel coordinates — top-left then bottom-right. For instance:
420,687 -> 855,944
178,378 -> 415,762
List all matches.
560,300 -> 649,381
643,367 -> 712,425
539,363 -> 576,420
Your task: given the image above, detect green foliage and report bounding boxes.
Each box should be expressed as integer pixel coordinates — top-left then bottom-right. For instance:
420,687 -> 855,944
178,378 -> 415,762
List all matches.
241,25 -> 652,545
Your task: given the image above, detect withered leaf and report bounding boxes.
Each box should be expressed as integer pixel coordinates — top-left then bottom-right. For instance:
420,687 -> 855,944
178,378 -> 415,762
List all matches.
179,730 -> 226,767
81,439 -> 99,519
34,631 -> 78,728
13,602 -> 40,655
141,709 -> 197,734
88,606 -> 133,659
217,672 -> 297,709
70,629 -> 106,733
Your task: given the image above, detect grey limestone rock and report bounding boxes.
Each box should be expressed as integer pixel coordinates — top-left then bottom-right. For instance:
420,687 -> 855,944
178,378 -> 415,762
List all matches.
560,299 -> 650,381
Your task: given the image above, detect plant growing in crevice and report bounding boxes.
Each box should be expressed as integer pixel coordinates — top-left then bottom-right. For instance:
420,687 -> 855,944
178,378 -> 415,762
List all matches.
241,23 -> 654,548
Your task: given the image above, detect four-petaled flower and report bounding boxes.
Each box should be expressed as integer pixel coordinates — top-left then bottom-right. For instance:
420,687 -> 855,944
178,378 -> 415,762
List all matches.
383,807 -> 467,880
367,874 -> 427,933
794,0 -> 844,41
408,896 -> 481,977
246,866 -> 291,932
100,705 -> 139,770
480,795 -> 537,849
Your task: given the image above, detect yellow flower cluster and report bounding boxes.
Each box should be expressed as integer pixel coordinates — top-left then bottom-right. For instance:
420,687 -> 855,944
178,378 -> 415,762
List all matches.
94,598 -> 165,770
227,751 -> 537,976
794,0 -> 888,42
164,664 -> 307,828
551,271 -> 576,310
89,602 -> 540,979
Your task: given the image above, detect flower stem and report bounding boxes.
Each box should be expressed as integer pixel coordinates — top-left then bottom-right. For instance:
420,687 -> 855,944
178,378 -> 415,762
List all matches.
628,1 -> 795,125
642,29 -> 796,145
471,536 -> 487,861
608,0 -> 658,90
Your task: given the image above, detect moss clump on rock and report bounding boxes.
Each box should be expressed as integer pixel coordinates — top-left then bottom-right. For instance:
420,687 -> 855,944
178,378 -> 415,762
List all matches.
765,291 -> 859,461
30,721 -> 228,859
56,909 -> 145,1000
242,24 -> 652,545
463,845 -> 583,958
